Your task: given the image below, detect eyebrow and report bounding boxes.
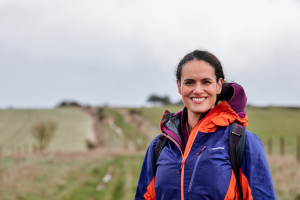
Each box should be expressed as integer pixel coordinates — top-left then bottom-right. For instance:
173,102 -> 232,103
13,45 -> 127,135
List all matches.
183,78 -> 194,82
183,78 -> 213,82
201,78 -> 213,81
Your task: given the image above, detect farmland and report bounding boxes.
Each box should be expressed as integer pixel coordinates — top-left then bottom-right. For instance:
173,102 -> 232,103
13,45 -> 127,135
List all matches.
0,108 -> 93,153
0,106 -> 300,199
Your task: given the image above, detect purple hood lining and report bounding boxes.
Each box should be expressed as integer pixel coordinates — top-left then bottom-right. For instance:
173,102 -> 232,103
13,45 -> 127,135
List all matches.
224,82 -> 247,118
162,124 -> 183,149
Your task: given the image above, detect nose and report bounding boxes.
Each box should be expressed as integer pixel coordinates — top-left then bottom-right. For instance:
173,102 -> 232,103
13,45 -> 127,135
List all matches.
193,82 -> 204,94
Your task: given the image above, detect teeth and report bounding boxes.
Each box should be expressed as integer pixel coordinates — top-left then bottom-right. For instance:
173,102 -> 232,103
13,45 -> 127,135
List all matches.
192,98 -> 205,101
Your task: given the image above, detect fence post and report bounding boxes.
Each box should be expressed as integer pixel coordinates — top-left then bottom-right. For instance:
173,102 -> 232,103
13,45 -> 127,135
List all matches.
280,137 -> 284,156
268,138 -> 272,155
297,136 -> 300,163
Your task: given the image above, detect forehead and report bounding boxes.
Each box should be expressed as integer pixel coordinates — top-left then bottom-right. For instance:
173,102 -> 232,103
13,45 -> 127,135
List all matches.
181,60 -> 216,80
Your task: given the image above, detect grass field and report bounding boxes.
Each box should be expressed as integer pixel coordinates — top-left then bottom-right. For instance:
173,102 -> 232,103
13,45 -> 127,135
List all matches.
0,108 -> 92,153
1,105 -> 300,200
246,106 -> 300,156
0,150 -> 144,200
0,107 -> 149,200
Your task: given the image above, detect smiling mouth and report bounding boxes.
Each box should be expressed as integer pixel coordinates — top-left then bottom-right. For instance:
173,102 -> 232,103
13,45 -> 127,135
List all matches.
191,97 -> 207,102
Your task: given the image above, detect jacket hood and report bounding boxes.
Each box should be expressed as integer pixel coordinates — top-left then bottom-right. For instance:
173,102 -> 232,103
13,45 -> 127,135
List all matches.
222,82 -> 247,118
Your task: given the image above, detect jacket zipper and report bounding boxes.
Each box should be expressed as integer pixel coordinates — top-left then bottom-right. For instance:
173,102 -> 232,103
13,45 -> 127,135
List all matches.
180,117 -> 209,200
160,109 -> 210,200
188,146 -> 207,192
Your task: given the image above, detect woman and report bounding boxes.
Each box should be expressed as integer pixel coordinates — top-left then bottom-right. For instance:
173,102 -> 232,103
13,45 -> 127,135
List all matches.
135,50 -> 276,200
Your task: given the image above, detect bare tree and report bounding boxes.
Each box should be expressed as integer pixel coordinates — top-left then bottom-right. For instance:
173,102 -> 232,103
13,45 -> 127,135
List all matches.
31,121 -> 57,151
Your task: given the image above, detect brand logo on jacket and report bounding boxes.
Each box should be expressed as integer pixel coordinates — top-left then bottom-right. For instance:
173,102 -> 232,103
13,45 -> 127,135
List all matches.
208,147 -> 224,151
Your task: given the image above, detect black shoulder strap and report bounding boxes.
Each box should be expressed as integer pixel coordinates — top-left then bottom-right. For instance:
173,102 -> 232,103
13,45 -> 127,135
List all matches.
229,122 -> 247,199
154,135 -> 169,164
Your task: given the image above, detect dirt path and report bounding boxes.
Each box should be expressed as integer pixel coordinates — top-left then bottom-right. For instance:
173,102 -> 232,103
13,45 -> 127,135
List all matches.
76,107 -> 100,147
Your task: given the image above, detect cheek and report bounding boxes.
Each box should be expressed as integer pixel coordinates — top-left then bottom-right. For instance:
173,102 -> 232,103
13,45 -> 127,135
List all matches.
208,84 -> 218,94
181,86 -> 192,96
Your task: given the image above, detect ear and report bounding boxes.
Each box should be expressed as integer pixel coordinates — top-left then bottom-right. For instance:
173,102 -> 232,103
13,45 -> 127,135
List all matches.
177,79 -> 182,95
216,78 -> 223,94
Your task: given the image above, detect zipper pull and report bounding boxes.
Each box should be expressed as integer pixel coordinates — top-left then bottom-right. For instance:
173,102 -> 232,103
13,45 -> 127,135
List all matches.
177,160 -> 185,174
177,167 -> 182,174
196,146 -> 207,155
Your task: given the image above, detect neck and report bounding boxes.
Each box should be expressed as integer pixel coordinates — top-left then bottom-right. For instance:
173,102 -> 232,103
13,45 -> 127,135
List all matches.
187,110 -> 202,132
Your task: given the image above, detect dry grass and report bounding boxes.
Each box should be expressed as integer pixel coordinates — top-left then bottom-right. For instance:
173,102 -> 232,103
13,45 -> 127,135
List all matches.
0,149 -> 123,200
267,155 -> 300,200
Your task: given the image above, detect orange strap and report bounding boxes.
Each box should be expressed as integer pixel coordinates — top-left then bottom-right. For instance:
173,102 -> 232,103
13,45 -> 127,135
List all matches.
224,169 -> 253,200
224,170 -> 237,200
237,169 -> 253,200
143,176 -> 156,200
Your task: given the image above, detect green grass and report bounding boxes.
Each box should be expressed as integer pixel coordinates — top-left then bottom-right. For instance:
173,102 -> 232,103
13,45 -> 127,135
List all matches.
0,152 -> 144,200
0,108 -> 92,153
65,154 -> 143,200
246,106 -> 300,156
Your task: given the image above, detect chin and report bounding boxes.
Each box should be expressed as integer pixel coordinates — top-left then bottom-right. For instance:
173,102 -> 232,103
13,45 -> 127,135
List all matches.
188,105 -> 211,114
192,108 -> 210,114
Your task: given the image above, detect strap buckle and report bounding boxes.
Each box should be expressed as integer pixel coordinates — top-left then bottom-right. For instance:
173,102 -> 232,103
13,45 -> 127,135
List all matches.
231,131 -> 241,137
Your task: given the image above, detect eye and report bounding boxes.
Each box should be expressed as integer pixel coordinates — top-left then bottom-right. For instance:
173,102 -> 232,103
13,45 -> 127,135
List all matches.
185,80 -> 193,85
203,80 -> 211,84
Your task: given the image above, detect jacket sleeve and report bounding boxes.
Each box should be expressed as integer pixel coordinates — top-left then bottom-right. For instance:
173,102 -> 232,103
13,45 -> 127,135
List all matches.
135,135 -> 160,200
242,131 -> 277,199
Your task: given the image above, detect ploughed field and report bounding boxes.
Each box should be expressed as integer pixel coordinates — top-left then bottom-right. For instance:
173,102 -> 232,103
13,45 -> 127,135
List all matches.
0,106 -> 300,200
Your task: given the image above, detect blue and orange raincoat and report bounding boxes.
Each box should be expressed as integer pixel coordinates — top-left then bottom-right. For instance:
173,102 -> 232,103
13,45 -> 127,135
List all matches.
135,83 -> 276,200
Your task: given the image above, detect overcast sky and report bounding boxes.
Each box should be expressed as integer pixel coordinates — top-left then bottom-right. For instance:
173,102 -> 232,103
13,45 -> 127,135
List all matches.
1,0 -> 300,108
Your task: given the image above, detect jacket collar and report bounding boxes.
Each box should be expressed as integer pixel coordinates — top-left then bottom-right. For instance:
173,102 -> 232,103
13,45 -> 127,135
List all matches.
159,101 -> 248,150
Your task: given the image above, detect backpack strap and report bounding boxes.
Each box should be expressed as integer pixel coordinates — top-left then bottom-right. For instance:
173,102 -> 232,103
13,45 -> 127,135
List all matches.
229,122 -> 247,199
154,135 -> 169,164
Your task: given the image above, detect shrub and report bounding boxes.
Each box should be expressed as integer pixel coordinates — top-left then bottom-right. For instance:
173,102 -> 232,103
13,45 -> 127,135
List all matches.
31,121 -> 57,151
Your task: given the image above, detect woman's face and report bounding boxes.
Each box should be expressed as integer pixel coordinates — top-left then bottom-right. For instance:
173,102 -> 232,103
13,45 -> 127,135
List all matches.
177,60 -> 223,119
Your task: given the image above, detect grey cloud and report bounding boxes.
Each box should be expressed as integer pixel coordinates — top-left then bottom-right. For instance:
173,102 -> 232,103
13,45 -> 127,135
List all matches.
0,0 -> 300,107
